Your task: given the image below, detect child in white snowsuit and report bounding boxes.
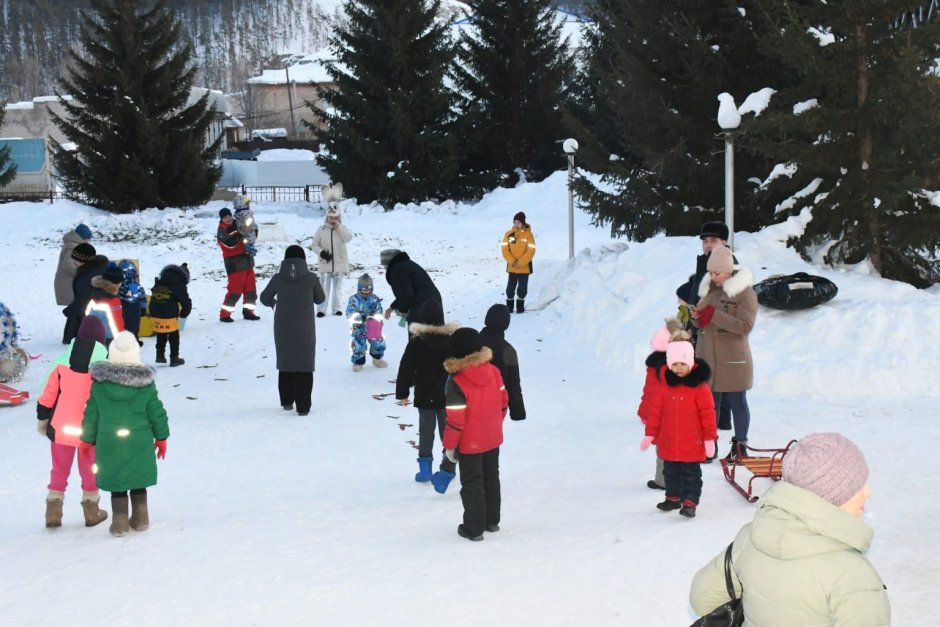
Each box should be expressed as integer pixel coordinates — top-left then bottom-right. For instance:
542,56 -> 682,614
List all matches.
345,274 -> 387,372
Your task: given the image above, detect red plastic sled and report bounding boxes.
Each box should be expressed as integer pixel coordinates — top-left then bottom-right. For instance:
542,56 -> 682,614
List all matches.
720,440 -> 797,502
0,382 -> 29,406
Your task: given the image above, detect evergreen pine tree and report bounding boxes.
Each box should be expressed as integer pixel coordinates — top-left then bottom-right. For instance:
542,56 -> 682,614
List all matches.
0,105 -> 17,189
311,0 -> 456,207
741,1 -> 940,286
50,0 -> 221,213
451,0 -> 575,193
568,0 -> 793,240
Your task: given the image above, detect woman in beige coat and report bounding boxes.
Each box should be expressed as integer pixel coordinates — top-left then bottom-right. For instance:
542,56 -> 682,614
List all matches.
691,246 -> 756,458
54,224 -> 93,307
311,205 -> 352,317
690,432 -> 890,626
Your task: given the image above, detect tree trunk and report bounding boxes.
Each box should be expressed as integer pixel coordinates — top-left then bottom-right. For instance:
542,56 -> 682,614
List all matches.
856,22 -> 884,275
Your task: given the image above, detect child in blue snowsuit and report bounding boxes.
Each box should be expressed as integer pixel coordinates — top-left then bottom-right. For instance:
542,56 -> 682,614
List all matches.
345,274 -> 387,372
117,260 -> 147,341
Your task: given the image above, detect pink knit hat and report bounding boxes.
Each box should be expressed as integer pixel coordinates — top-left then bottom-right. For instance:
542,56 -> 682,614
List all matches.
666,341 -> 695,368
782,433 -> 869,505
707,246 -> 734,273
650,327 -> 671,352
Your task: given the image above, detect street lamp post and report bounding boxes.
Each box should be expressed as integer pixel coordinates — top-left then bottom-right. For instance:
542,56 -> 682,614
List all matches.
717,93 -> 741,249
563,138 -> 579,260
285,65 -> 299,140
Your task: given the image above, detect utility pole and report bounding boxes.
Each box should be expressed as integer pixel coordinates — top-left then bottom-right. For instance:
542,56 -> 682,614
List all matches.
285,65 -> 298,139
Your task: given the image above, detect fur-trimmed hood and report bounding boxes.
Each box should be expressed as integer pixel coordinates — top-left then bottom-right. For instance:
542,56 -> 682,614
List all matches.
409,320 -> 460,338
698,265 -> 754,299
444,346 -> 493,374
661,358 -> 711,388
91,361 -> 156,388
645,351 -> 667,370
91,275 -> 120,296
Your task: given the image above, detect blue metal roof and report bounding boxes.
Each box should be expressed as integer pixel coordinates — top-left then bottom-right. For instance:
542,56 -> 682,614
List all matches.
0,138 -> 46,173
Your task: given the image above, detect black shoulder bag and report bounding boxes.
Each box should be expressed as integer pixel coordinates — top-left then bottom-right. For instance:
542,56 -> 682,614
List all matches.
690,543 -> 744,626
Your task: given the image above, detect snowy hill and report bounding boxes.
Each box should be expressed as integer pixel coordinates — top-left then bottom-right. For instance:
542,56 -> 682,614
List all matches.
0,173 -> 937,625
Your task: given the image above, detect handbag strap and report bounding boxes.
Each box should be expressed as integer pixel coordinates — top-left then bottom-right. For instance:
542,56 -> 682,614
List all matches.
723,542 -> 738,602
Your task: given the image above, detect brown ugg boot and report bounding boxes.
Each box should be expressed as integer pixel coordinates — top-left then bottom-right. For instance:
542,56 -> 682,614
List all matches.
109,494 -> 129,537
129,490 -> 149,532
45,490 -> 65,528
81,491 -> 108,527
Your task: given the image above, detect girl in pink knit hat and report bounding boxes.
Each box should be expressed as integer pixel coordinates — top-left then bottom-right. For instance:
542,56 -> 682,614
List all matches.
636,318 -> 682,491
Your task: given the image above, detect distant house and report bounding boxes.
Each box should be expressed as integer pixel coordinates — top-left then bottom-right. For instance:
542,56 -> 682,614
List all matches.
244,53 -> 336,141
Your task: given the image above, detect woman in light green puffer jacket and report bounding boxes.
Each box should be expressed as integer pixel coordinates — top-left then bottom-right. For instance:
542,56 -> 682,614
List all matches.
690,433 -> 890,626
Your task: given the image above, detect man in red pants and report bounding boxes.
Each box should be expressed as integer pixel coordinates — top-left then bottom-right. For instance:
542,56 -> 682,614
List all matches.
217,208 -> 260,322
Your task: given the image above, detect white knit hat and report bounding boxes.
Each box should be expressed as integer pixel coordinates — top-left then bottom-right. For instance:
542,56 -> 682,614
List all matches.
108,331 -> 142,365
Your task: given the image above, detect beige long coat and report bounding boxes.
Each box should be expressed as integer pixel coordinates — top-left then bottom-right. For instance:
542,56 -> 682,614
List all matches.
694,266 -> 757,392
54,230 -> 86,306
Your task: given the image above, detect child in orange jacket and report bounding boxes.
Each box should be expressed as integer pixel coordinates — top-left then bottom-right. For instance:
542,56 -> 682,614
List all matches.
641,338 -> 716,518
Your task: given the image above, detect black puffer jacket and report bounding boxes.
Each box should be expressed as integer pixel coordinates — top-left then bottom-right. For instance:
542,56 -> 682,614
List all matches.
396,320 -> 459,409
479,304 -> 525,421
149,265 -> 193,320
385,252 -> 442,316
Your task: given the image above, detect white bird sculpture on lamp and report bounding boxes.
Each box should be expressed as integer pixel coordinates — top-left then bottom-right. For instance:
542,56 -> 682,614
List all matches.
717,92 -> 741,130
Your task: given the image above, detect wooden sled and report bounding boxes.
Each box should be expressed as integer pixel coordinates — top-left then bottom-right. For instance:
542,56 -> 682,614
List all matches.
0,382 -> 29,406
720,440 -> 797,502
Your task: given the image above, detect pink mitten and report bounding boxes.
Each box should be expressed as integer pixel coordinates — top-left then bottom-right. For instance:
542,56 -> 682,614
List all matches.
640,435 -> 655,451
704,440 -> 716,459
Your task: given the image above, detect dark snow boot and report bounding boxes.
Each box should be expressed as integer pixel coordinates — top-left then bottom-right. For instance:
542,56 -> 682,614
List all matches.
647,480 -> 666,490
679,499 -> 698,518
516,299 -> 525,314
110,494 -> 130,537
485,523 -> 500,533
725,438 -> 749,462
656,496 -> 682,511
155,352 -> 167,364
129,490 -> 149,532
170,356 -> 185,367
457,524 -> 484,542
431,470 -> 456,494
415,457 -> 433,483
243,308 -> 261,321
506,299 -> 515,313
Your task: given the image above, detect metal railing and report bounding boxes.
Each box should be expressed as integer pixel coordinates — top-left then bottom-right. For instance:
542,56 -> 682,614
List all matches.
220,185 -> 323,204
0,190 -> 60,203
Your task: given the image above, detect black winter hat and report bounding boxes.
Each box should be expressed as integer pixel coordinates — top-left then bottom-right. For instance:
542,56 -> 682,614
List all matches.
71,242 -> 96,263
284,245 -> 306,260
700,221 -> 729,241
450,327 -> 483,359
219,208 -> 233,219
102,264 -> 124,285
380,248 -> 401,266
484,303 -> 511,332
417,299 -> 444,326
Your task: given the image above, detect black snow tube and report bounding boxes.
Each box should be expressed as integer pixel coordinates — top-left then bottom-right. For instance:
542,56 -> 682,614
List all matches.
754,272 -> 838,310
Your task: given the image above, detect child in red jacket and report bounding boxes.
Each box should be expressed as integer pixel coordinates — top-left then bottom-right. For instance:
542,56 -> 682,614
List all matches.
637,318 -> 682,490
641,338 -> 716,518
432,328 -> 508,541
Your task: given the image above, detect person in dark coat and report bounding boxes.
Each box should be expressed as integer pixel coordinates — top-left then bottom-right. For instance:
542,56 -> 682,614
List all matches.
380,249 -> 443,324
396,299 -> 460,483
259,245 -> 326,416
148,264 -> 192,366
479,304 -> 525,421
62,243 -> 109,344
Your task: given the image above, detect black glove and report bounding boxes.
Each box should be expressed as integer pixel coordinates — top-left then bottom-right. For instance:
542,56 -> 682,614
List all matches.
320,250 -> 333,262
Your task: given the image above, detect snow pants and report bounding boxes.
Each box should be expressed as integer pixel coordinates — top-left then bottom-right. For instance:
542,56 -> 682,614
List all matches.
458,447 -> 501,537
417,408 -> 447,459
48,442 -> 97,492
318,272 -> 347,315
221,268 -> 257,317
155,331 -> 180,358
505,273 -> 529,300
663,460 -> 703,505
350,326 -> 386,365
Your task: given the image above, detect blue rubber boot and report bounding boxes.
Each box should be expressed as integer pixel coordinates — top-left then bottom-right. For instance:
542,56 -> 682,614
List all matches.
431,470 -> 456,494
415,457 -> 433,483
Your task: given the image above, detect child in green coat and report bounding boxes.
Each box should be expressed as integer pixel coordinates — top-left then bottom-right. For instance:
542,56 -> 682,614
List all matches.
81,331 -> 170,537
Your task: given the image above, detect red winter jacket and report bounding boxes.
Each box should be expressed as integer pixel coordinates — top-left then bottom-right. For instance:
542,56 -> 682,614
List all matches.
217,220 -> 248,258
37,338 -> 103,447
442,348 -> 508,454
637,351 -> 667,423
645,360 -> 717,462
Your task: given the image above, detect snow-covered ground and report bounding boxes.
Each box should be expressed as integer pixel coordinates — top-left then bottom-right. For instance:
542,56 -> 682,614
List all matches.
1,172 -> 937,625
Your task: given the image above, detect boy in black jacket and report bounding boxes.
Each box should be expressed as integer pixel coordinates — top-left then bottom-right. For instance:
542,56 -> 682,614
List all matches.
479,304 -> 525,421
148,264 -> 192,366
395,299 -> 459,482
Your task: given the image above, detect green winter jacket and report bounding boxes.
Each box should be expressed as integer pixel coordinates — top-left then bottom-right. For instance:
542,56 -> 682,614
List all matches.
81,362 -> 170,492
690,481 -> 890,626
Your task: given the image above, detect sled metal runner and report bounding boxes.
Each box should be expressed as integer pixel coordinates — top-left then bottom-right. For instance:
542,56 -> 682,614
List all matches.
720,440 -> 797,502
